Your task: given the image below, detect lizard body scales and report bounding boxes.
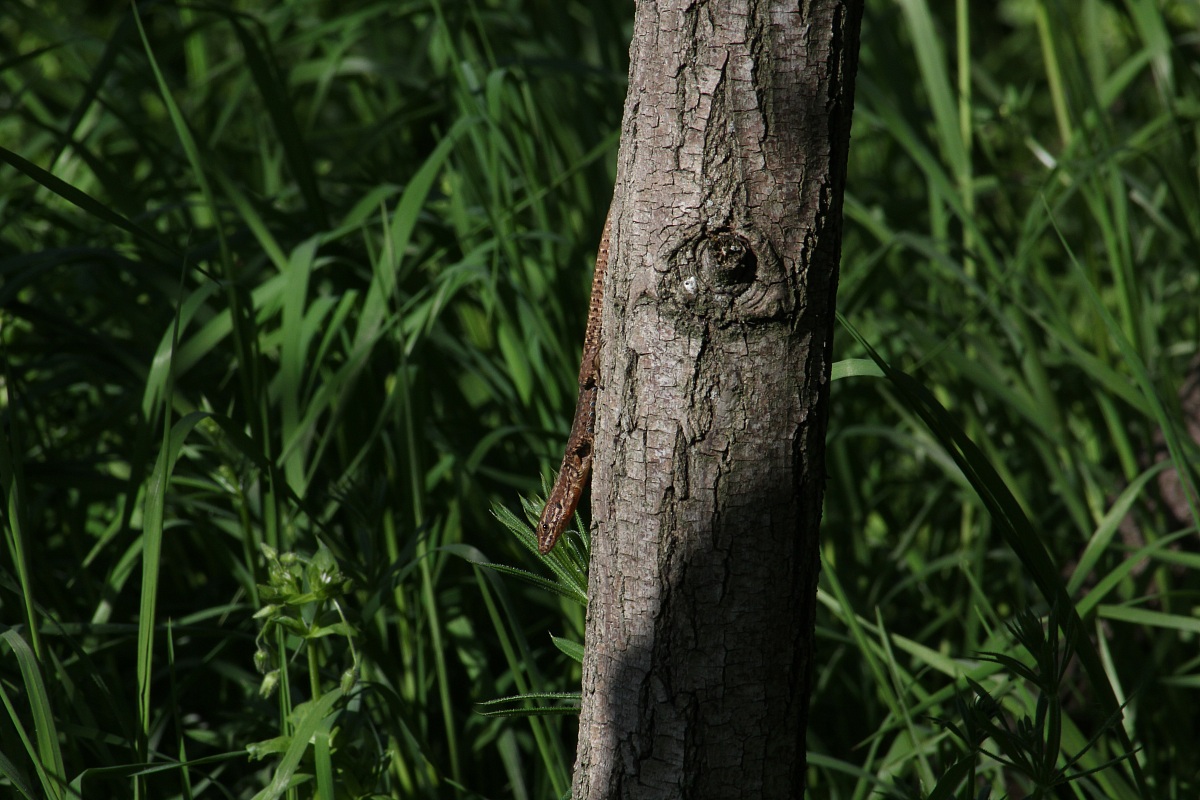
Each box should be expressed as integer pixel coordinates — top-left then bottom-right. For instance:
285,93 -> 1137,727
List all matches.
537,210 -> 611,554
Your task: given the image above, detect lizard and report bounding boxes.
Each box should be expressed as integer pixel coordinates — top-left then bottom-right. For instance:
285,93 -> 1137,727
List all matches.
537,209 -> 612,554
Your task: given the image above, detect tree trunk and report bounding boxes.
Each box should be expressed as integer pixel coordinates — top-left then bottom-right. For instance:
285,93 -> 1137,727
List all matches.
573,1 -> 863,797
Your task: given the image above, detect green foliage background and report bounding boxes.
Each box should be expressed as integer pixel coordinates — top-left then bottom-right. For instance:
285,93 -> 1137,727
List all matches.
2,0 -> 1198,798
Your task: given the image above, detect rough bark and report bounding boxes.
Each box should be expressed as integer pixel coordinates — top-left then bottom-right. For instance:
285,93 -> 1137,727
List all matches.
572,1 -> 863,797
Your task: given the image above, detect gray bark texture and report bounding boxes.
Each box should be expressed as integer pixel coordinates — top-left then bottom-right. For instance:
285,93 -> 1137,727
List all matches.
572,1 -> 863,797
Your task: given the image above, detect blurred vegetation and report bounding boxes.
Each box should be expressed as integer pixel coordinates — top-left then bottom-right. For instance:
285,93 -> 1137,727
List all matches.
1,0 -> 1197,798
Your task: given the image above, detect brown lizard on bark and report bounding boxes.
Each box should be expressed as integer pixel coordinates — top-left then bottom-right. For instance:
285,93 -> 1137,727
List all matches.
537,210 -> 612,554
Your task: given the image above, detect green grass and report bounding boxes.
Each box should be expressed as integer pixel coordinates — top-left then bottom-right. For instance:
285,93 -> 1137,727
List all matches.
2,0 -> 1198,798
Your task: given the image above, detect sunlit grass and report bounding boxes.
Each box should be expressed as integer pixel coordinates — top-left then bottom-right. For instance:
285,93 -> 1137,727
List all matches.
816,1 -> 1199,797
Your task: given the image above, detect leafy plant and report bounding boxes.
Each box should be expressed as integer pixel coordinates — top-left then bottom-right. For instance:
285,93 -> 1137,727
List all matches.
248,544 -> 370,800
475,494 -> 590,720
